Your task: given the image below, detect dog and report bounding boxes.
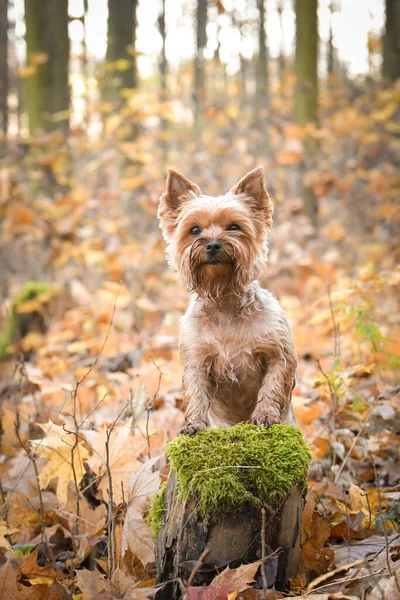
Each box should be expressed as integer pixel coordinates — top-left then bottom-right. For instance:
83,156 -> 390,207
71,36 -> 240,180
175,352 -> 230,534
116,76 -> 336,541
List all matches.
158,166 -> 297,434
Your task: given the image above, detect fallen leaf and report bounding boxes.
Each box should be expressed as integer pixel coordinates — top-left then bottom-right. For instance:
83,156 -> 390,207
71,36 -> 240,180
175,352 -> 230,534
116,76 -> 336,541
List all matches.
88,423 -> 148,503
32,422 -> 89,505
75,569 -> 108,599
368,565 -> 400,600
210,561 -> 262,593
300,492 -> 334,574
122,455 -> 162,568
0,521 -> 16,550
186,585 -> 236,600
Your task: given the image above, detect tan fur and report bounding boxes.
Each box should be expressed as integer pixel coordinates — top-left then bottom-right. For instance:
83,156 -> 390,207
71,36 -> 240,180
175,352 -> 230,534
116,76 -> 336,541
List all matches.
158,166 -> 297,434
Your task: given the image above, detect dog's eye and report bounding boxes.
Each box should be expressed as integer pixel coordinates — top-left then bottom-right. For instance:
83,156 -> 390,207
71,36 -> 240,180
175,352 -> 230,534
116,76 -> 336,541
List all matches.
227,224 -> 241,231
190,226 -> 201,236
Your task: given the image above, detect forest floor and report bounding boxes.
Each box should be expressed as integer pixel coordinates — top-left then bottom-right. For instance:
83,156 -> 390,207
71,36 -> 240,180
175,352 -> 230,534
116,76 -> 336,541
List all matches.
0,78 -> 399,599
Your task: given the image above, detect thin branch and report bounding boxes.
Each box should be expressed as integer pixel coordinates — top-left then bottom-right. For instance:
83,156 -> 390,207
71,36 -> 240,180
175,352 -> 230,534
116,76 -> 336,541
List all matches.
327,284 -> 340,358
334,423 -> 366,483
75,281 -> 122,387
15,419 -> 45,543
261,507 -> 268,591
370,454 -> 396,586
145,355 -> 164,459
186,546 -> 210,588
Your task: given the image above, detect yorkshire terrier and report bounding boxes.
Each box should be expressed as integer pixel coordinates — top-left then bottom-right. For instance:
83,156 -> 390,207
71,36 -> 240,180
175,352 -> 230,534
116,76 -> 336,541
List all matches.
158,166 -> 297,434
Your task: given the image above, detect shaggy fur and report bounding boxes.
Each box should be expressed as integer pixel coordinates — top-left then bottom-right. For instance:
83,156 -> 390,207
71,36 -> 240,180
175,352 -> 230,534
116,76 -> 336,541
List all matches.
158,166 -> 297,434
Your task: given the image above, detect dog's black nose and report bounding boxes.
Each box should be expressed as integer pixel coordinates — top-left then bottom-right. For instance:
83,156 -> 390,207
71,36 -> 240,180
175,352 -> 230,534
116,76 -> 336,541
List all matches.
206,241 -> 222,256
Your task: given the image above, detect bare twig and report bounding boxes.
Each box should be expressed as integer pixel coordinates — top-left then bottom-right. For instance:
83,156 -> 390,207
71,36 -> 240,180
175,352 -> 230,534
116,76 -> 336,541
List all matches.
186,546 -> 210,588
303,568 -> 385,595
317,359 -> 338,428
103,401 -> 130,578
327,284 -> 340,359
75,280 -> 122,387
105,424 -> 117,577
14,418 -> 45,543
334,423 -> 366,483
261,507 -> 268,591
344,484 -> 351,547
145,355 -> 164,459
370,455 -> 397,588
78,388 -> 110,429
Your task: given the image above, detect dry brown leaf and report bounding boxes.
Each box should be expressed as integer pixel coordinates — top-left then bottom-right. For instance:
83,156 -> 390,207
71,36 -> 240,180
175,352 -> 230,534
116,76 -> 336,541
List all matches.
0,521 -> 17,550
122,455 -> 162,569
75,568 -> 109,599
210,560 -> 262,593
186,585 -> 238,600
300,492 -> 334,574
32,422 -> 89,505
367,565 -> 400,600
17,548 -> 65,586
0,561 -> 68,600
88,423 -> 148,504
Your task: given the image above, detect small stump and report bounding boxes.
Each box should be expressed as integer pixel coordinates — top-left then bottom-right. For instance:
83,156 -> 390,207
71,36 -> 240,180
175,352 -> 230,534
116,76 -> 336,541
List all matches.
149,424 -> 311,599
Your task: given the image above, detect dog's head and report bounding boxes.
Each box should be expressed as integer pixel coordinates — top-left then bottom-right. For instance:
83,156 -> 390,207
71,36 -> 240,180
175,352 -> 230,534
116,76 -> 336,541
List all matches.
158,167 -> 273,300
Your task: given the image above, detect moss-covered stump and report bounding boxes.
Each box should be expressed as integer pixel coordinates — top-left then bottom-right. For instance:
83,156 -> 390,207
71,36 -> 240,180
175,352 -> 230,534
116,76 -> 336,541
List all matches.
154,424 -> 311,599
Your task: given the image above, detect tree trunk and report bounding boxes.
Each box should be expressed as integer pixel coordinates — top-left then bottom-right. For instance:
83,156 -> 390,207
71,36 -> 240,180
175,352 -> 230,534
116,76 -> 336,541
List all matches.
158,0 -> 167,96
155,471 -> 304,599
106,0 -> 138,99
327,1 -> 335,77
382,0 -> 400,82
158,0 -> 168,165
194,0 -> 208,119
294,0 -> 318,226
0,0 -> 8,140
24,0 -> 69,134
277,0 -> 285,89
256,0 -> 268,99
294,0 -> 318,126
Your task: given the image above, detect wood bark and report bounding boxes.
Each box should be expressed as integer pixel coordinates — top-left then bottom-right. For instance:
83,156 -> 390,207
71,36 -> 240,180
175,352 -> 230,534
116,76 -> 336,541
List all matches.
294,0 -> 318,226
256,0 -> 268,99
0,0 -> 8,139
24,0 -> 69,134
194,0 -> 208,118
155,470 -> 303,599
158,0 -> 167,95
106,0 -> 138,98
158,0 -> 168,164
277,0 -> 285,88
294,0 -> 318,126
327,1 -> 335,77
382,0 -> 400,82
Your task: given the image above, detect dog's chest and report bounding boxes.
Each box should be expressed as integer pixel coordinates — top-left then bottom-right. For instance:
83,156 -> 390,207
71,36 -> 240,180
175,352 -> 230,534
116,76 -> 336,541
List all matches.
203,318 -> 266,384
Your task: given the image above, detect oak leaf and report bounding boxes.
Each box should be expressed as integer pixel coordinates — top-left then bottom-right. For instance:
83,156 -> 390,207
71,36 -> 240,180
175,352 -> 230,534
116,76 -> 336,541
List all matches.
122,455 -> 162,568
0,521 -> 17,550
75,569 -> 108,599
32,422 -> 89,504
211,560 -> 262,593
300,492 -> 334,574
88,423 -> 148,504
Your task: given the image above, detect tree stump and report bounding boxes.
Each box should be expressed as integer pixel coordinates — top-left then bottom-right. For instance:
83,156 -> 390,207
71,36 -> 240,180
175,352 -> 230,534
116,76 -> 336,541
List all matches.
151,424 -> 311,599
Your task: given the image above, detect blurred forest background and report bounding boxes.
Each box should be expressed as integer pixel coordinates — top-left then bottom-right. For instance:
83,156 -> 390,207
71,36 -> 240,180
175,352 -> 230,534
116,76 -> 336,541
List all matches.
0,1 -> 399,599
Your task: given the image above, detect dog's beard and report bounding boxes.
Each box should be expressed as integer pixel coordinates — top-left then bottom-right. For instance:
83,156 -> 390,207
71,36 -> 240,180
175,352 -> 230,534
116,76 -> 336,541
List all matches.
177,237 -> 258,301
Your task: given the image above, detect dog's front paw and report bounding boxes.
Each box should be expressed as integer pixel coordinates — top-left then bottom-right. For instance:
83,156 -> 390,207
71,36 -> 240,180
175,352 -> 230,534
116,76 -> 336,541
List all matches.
179,422 -> 208,436
250,412 -> 281,428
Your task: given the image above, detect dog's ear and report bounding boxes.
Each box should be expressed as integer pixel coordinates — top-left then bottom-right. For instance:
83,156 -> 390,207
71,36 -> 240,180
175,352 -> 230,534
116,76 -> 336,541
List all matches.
230,166 -> 273,228
165,169 -> 201,207
158,169 -> 201,240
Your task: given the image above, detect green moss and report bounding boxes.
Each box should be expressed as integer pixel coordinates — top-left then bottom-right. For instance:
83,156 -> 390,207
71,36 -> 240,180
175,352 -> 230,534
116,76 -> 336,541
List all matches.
146,481 -> 167,538
167,423 -> 311,514
0,281 -> 53,359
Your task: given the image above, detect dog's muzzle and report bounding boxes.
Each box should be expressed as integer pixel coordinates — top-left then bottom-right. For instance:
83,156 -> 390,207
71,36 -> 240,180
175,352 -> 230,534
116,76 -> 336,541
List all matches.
206,240 -> 222,259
